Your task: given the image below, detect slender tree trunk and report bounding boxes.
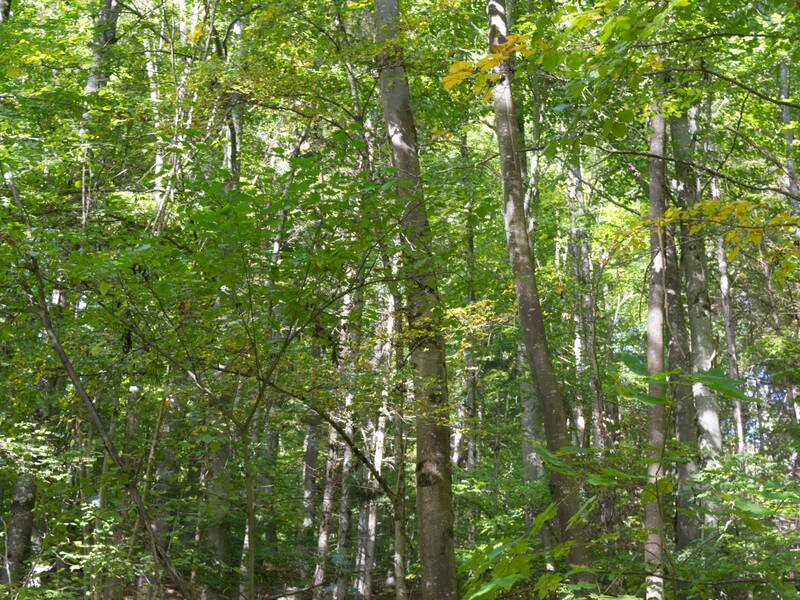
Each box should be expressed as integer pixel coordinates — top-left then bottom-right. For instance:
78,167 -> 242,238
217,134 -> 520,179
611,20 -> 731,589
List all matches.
518,342 -> 545,526
0,0 -> 11,22
779,62 -> 800,212
717,236 -> 745,453
333,406 -> 356,600
312,426 -> 340,599
567,160 -> 606,450
665,222 -> 699,557
387,274 -> 409,600
454,138 -> 480,468
333,287 -> 362,600
645,104 -> 667,600
374,1 -> 457,597
354,412 -> 387,598
487,0 -> 590,572
240,427 -> 257,600
81,0 -> 120,223
298,415 -> 321,571
670,114 -> 722,469
1,473 -> 35,585
204,428 -> 240,600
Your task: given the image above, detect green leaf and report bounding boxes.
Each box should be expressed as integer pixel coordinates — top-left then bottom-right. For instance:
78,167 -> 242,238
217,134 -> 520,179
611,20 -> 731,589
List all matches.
692,368 -> 751,402
465,574 -> 526,600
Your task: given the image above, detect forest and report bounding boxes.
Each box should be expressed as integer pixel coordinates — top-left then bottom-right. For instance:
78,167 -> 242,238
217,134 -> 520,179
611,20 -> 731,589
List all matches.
0,0 -> 799,598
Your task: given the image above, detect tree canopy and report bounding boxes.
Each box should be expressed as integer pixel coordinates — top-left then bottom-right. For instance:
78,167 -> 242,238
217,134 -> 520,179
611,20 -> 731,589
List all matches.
1,0 -> 799,598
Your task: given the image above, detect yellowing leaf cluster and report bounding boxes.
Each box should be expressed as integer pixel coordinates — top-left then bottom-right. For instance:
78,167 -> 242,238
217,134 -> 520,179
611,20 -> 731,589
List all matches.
442,60 -> 474,91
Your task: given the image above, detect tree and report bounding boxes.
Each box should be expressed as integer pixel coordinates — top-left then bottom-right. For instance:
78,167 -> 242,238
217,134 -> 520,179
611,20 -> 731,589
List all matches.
374,0 -> 458,597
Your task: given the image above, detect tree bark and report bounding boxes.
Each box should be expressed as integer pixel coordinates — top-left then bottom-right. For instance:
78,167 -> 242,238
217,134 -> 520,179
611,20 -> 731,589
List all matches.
454,139 -> 480,468
312,426 -> 340,599
665,222 -> 699,556
374,1 -> 457,597
567,160 -> 606,450
645,104 -> 667,600
716,236 -> 745,453
81,0 -> 120,223
298,415 -> 322,570
779,62 -> 800,212
354,411 -> 387,599
2,472 -> 35,585
487,0 -> 590,572
670,113 -> 722,468
0,0 -> 11,22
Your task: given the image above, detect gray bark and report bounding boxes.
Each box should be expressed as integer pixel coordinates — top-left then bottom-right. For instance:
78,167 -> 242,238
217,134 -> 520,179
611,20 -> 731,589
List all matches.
645,105 -> 667,600
670,114 -> 722,465
2,473 -> 35,585
204,431 -> 241,600
716,236 -> 745,453
454,140 -> 479,469
80,0 -> 120,223
312,426 -> 340,599
374,0 -> 457,597
298,416 -> 322,573
665,222 -> 699,555
354,411 -> 387,598
779,62 -> 800,212
567,160 -> 605,450
0,0 -> 10,22
487,0 -> 590,572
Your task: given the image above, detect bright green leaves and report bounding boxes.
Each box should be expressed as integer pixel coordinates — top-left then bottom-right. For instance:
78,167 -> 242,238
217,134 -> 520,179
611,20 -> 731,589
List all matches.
461,504 -> 557,600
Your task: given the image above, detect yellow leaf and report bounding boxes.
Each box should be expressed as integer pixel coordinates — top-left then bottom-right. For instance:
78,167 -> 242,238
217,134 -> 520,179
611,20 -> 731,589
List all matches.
189,23 -> 205,45
476,53 -> 502,71
442,60 -> 474,91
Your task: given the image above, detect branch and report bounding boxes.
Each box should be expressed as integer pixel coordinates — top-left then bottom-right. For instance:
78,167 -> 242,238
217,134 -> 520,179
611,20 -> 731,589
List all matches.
3,163 -> 195,600
266,379 -> 398,505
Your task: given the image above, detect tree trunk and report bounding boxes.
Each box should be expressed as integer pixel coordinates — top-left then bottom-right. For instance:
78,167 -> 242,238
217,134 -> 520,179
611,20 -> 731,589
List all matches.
518,342 -> 546,532
670,113 -> 722,468
81,0 -> 120,223
567,160 -> 605,450
779,62 -> 800,212
716,236 -> 745,453
455,140 -> 480,469
312,426 -> 340,599
665,222 -> 699,557
487,0 -> 590,572
298,415 -> 322,571
354,412 -> 387,598
2,472 -> 35,585
645,104 -> 667,600
333,402 -> 356,600
387,273 -> 409,600
374,1 -> 457,597
0,0 -> 11,22
204,423 -> 241,600
333,288 -> 362,600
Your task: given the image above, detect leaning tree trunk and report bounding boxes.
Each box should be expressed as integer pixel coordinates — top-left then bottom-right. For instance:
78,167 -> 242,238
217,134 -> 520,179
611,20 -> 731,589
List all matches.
645,104 -> 667,600
374,0 -> 457,598
670,113 -> 722,472
487,0 -> 590,572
